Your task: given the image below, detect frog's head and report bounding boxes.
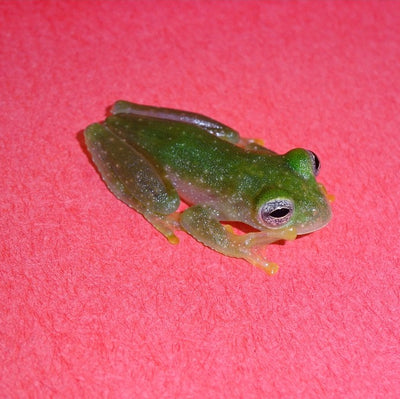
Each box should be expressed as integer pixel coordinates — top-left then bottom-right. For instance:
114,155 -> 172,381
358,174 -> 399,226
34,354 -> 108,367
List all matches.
255,148 -> 332,235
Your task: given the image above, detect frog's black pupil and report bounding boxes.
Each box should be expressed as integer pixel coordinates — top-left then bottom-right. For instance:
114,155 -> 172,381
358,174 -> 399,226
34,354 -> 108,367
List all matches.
270,208 -> 290,218
311,151 -> 320,173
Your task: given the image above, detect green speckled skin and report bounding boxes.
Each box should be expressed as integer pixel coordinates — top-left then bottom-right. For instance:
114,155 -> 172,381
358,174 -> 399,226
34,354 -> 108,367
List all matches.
85,101 -> 332,274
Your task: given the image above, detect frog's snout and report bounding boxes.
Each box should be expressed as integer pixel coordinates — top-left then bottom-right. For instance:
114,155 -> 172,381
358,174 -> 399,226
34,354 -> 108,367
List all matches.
295,183 -> 332,235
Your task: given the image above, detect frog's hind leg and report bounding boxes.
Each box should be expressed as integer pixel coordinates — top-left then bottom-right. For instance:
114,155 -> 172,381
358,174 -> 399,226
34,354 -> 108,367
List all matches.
110,100 -> 240,144
84,123 -> 181,243
111,101 -> 277,154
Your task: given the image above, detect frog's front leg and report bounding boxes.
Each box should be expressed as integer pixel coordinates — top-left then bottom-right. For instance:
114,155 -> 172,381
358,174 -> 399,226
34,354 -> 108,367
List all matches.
84,122 -> 181,244
180,206 -> 296,274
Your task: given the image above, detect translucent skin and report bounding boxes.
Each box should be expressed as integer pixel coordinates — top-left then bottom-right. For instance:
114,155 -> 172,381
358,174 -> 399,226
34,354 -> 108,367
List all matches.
84,101 -> 332,274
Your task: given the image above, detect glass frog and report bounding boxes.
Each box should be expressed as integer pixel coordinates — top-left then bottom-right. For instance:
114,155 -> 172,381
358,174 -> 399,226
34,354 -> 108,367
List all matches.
84,101 -> 332,274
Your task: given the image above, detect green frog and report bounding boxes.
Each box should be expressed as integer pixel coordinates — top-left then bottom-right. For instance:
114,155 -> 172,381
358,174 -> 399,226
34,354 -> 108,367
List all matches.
85,101 -> 332,274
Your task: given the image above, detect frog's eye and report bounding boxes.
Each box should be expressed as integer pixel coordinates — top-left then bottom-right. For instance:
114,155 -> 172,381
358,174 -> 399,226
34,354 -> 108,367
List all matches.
259,199 -> 294,228
307,150 -> 321,176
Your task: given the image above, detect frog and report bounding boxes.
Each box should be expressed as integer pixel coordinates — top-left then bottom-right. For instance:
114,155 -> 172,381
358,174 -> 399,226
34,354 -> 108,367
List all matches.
84,100 -> 332,274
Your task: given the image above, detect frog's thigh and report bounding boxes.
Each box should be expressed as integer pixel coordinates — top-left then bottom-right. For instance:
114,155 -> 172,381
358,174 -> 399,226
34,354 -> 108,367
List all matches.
84,123 -> 180,216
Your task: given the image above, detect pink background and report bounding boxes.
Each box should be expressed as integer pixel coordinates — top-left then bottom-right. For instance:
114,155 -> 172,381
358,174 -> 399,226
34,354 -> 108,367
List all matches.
1,1 -> 399,397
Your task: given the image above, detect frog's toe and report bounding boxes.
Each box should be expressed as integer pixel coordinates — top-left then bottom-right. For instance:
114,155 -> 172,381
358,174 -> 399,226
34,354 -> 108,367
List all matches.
240,243 -> 279,274
143,212 -> 181,245
244,252 -> 280,275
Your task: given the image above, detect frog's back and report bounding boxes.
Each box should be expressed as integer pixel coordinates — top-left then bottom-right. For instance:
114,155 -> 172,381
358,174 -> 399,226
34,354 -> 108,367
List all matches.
105,113 -> 250,177
103,113 -> 284,209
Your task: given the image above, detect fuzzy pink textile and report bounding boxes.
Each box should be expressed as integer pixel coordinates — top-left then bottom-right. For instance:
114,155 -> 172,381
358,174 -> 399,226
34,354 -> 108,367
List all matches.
1,1 -> 399,397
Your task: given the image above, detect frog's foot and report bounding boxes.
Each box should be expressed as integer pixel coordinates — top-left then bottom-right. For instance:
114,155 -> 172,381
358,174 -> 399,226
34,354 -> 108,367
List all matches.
228,239 -> 280,274
224,225 -> 297,275
144,212 -> 181,245
244,254 -> 280,275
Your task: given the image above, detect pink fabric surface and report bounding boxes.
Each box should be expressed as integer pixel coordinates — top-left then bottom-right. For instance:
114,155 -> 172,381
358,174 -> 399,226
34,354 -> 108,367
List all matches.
1,1 -> 399,397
